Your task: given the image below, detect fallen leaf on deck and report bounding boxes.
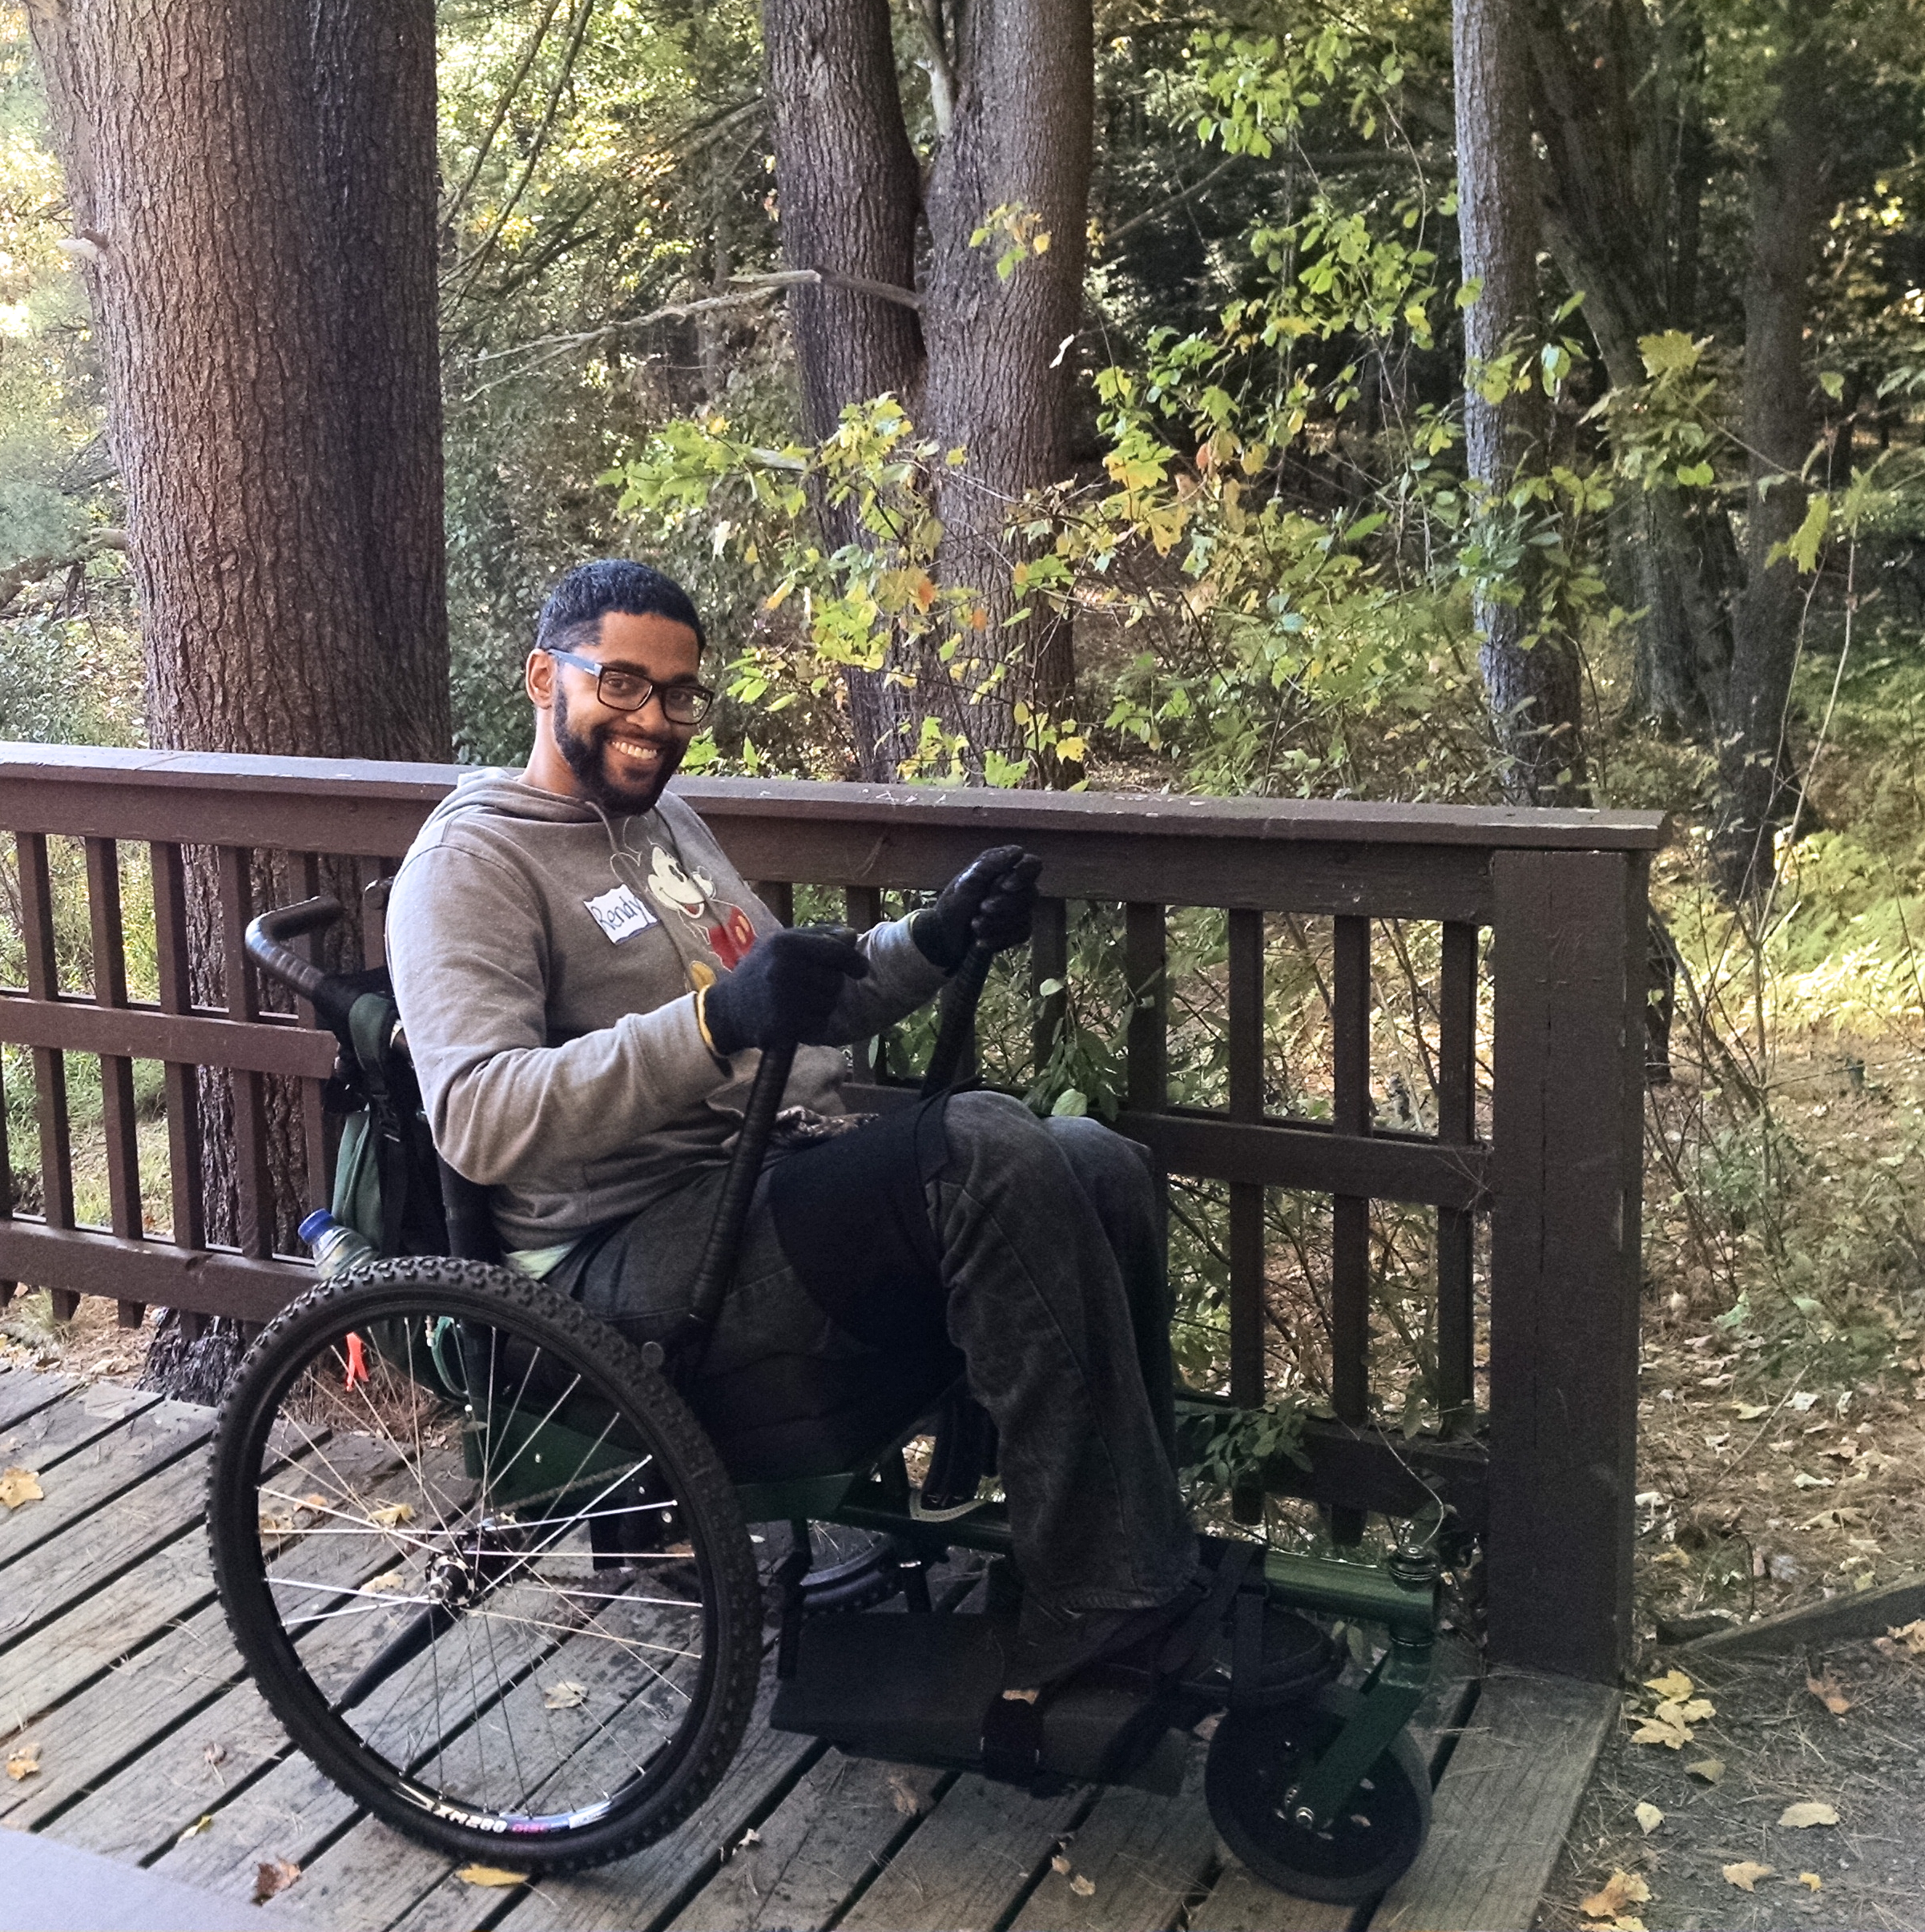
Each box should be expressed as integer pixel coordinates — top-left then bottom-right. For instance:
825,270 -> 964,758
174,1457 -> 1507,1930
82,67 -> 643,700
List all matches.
1634,1801 -> 1665,1834
258,1513 -> 296,1540
1806,1670 -> 1851,1714
1722,1862 -> 1774,1892
365,1572 -> 405,1592
177,1815 -> 214,1842
300,1493 -> 329,1509
1889,1619 -> 1925,1656
456,1866 -> 526,1887
1686,1757 -> 1726,1784
253,1860 -> 300,1903
1052,1854 -> 1072,1877
1069,1874 -> 1096,1898
1799,1873 -> 1822,1891
542,1680 -> 586,1710
1580,1870 -> 1651,1918
0,1467 -> 43,1510
369,1502 -> 415,1528
203,1743 -> 227,1769
888,1773 -> 921,1818
1779,1801 -> 1839,1828
6,1742 -> 40,1781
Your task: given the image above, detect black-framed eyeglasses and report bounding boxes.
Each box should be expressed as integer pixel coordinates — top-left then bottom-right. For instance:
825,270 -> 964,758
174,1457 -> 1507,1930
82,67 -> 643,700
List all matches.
546,647 -> 716,725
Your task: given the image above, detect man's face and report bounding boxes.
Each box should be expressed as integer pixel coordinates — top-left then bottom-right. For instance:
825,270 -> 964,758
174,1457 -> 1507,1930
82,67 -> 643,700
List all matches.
533,610 -> 704,815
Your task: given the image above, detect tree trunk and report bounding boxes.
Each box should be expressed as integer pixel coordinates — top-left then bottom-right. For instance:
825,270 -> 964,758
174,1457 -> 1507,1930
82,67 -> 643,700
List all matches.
1716,14 -> 1830,902
27,0 -> 449,1362
1455,0 -> 1585,802
920,0 -> 1093,782
1524,0 -> 1736,737
763,0 -> 927,779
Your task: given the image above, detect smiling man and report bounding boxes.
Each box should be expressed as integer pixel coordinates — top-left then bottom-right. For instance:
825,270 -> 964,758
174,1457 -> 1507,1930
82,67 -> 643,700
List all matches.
386,558 -> 1199,1692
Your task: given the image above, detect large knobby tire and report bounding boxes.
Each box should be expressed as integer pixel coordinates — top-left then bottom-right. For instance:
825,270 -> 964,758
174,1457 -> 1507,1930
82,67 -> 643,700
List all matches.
207,1258 -> 763,1874
1205,1684 -> 1432,1904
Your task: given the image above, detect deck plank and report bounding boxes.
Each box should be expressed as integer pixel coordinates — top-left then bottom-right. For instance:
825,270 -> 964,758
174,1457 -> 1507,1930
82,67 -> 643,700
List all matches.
1009,1745 -> 1218,1932
1367,1672 -> 1617,1932
0,1363 -> 74,1431
9,1440 -> 409,1837
833,1772 -> 1087,1932
0,1381 -> 158,1485
668,1753 -> 948,1932
0,1400 -> 212,1605
484,1667 -> 818,1932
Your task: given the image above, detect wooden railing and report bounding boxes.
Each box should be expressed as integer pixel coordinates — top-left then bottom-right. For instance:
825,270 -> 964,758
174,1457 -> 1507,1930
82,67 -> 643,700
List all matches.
0,743 -> 1665,1681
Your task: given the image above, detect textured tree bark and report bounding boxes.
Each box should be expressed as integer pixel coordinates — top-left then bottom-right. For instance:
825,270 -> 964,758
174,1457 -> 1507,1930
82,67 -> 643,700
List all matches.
764,0 -> 927,779
27,0 -> 448,1326
1717,18 -> 1830,902
920,0 -> 1093,779
1454,0 -> 1585,802
1525,0 -> 1737,736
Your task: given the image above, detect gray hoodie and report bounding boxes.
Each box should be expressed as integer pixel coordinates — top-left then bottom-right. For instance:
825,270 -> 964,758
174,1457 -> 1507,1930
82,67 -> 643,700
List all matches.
385,771 -> 948,1250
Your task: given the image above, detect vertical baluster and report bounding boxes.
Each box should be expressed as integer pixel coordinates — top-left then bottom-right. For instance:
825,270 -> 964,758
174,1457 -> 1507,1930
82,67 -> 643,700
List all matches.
1029,895 -> 1068,1085
152,843 -> 204,1253
1330,915 -> 1371,1544
293,851 -> 332,1215
755,880 -> 795,926
18,837 -> 75,1308
1436,921 -> 1479,1429
1226,908 -> 1267,1522
844,885 -> 886,1081
1123,902 -> 1167,1111
85,838 -> 146,1328
0,1018 -> 14,1309
219,846 -> 274,1257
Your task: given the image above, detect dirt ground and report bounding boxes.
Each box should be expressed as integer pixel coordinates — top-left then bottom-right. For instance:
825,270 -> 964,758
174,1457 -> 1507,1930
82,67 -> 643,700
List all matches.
0,1289 -> 150,1383
1540,1637 -> 1925,1932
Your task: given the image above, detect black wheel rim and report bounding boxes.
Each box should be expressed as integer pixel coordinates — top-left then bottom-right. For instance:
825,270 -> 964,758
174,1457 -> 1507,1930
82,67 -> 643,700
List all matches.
224,1290 -> 727,1841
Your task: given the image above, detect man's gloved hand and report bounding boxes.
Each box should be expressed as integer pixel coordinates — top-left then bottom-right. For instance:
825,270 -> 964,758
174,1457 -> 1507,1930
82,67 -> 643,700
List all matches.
703,924 -> 869,1057
912,845 -> 1044,972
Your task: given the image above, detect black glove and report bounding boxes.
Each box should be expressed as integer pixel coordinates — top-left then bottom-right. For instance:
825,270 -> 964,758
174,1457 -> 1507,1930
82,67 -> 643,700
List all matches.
703,924 -> 870,1056
911,845 -> 1044,972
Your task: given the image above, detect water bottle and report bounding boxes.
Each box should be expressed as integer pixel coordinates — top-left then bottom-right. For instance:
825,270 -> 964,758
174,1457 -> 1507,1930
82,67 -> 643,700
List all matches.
300,1209 -> 379,1280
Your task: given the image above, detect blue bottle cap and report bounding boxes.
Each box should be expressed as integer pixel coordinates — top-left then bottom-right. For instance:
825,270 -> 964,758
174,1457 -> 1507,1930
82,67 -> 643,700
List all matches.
298,1209 -> 336,1244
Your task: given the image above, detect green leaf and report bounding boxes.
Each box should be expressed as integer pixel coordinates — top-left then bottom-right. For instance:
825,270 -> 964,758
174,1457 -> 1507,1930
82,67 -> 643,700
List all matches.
1050,1088 -> 1089,1118
1769,493 -> 1830,574
1818,370 -> 1845,401
1638,330 -> 1701,377
1675,461 -> 1715,488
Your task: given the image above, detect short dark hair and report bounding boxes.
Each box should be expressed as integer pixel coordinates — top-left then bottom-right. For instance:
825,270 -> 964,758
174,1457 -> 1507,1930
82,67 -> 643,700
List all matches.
534,559 -> 706,656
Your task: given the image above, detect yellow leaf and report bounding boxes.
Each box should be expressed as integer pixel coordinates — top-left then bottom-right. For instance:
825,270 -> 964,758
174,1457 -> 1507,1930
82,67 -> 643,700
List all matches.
1634,1801 -> 1664,1834
1686,1757 -> 1726,1784
1051,1854 -> 1071,1877
300,1493 -> 329,1509
1734,1403 -> 1768,1419
1722,1862 -> 1774,1893
456,1866 -> 526,1888
542,1680 -> 587,1710
0,1467 -> 44,1510
1779,1801 -> 1839,1828
1800,1873 -> 1822,1891
177,1815 -> 214,1843
1069,1874 -> 1096,1898
1580,1870 -> 1650,1918
1888,1618 -> 1925,1656
6,1742 -> 41,1781
369,1502 -> 414,1527
365,1572 -> 405,1593
1630,1709 -> 1694,1749
1643,1668 -> 1694,1701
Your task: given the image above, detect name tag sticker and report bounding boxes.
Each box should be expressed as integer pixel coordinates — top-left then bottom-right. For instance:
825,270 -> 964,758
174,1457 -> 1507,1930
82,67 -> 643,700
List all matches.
585,883 -> 659,944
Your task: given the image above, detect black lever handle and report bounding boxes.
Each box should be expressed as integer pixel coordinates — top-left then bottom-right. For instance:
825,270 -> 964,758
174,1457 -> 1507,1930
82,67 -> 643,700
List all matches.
244,897 -> 353,1025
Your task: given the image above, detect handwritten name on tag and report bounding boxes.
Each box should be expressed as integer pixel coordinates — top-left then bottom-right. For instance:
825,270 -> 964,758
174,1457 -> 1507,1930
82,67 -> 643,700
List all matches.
584,883 -> 659,944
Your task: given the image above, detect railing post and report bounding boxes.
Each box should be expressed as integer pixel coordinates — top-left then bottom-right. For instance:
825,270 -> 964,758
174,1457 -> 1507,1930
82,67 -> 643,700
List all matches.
1488,849 -> 1647,1681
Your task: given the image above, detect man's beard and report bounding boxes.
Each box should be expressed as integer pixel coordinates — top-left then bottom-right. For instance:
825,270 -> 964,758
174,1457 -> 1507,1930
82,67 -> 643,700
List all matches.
552,682 -> 685,814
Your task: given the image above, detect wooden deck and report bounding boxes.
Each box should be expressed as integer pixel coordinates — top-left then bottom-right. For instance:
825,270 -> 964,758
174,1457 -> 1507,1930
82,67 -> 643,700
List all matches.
0,1363 -> 1616,1931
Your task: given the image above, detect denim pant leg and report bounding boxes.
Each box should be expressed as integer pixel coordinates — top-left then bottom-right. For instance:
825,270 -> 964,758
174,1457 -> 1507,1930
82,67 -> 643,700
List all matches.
1042,1113 -> 1178,1467
934,1090 -> 1196,1614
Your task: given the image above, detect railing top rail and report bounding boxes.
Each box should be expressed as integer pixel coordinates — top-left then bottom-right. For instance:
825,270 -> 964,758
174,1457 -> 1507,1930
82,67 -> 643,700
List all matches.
0,744 -> 1669,853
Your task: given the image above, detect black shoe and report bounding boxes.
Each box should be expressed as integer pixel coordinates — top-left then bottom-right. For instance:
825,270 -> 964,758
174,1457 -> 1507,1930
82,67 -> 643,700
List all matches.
1003,1575 -> 1210,1693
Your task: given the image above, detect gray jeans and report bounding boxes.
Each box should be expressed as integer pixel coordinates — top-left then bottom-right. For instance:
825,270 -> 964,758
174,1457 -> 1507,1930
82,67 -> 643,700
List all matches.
554,1089 -> 1197,1615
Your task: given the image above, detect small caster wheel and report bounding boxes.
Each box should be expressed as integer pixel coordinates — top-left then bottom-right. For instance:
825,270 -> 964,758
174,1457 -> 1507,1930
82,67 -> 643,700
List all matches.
1205,1684 -> 1431,1903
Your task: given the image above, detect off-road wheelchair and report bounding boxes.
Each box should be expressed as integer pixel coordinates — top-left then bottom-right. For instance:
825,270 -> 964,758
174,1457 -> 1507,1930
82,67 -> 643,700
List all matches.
206,891 -> 1448,1904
